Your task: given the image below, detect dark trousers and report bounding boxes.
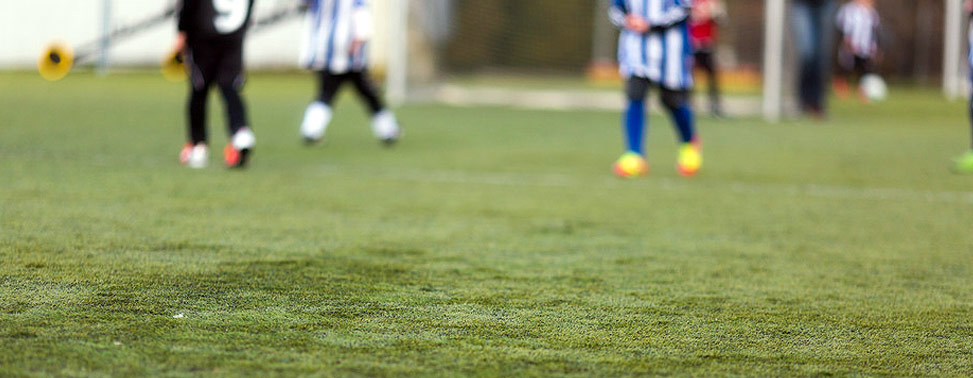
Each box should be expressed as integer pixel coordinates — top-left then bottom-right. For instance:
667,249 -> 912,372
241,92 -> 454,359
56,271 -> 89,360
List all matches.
626,77 -> 689,109
791,0 -> 836,114
316,70 -> 384,115
693,50 -> 722,113
185,38 -> 249,144
837,51 -> 874,82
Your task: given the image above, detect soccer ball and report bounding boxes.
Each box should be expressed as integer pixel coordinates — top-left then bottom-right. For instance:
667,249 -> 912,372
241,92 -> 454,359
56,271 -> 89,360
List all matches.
860,74 -> 888,102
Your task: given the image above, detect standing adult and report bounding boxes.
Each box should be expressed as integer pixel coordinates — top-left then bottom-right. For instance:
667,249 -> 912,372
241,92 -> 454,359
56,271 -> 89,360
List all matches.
791,0 -> 837,118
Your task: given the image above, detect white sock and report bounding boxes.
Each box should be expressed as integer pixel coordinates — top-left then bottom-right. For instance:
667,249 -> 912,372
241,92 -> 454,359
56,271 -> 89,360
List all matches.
300,101 -> 332,141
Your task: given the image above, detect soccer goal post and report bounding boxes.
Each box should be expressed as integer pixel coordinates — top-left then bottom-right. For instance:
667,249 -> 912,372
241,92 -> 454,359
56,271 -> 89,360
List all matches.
762,0 -> 786,122
944,0 -> 966,100
386,0 -> 410,107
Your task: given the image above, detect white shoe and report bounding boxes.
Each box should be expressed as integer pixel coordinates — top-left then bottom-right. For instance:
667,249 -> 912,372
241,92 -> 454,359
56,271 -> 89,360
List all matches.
232,127 -> 255,150
187,144 -> 208,169
300,101 -> 332,143
225,127 -> 255,168
371,110 -> 400,145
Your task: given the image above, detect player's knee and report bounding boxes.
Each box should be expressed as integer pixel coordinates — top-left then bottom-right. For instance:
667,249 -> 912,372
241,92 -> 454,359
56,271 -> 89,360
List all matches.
218,81 -> 244,99
625,78 -> 649,102
218,75 -> 245,92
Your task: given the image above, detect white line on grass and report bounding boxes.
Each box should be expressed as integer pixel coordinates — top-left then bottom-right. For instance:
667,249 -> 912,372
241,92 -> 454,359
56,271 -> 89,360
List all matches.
318,166 -> 973,205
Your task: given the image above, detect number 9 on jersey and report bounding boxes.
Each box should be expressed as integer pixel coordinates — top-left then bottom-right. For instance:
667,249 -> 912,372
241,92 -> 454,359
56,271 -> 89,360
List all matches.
213,0 -> 248,34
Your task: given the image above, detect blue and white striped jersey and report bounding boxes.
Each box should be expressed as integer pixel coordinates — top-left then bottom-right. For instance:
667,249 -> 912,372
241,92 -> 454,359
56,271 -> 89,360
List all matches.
609,0 -> 694,90
300,0 -> 373,73
835,2 -> 879,59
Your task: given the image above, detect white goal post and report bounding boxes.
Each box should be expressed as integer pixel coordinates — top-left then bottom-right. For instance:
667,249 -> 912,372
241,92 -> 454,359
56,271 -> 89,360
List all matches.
762,0 -> 786,122
386,0 -> 410,107
944,0 -> 966,100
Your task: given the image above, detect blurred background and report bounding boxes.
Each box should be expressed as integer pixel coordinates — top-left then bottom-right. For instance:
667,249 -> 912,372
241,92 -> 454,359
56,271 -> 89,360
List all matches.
1,0 -> 969,115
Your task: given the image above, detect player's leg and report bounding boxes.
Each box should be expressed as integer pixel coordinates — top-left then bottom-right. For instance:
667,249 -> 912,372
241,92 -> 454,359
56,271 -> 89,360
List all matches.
350,70 -> 400,144
180,44 -> 216,168
854,56 -> 871,103
968,94 -> 973,151
660,88 -> 696,144
215,41 -> 254,168
300,70 -> 346,143
624,77 -> 650,154
791,1 -> 818,113
695,50 -> 722,117
612,76 -> 650,178
834,49 -> 853,99
812,0 -> 836,114
661,88 -> 701,177
791,0 -> 833,117
955,92 -> 973,173
692,51 -> 707,112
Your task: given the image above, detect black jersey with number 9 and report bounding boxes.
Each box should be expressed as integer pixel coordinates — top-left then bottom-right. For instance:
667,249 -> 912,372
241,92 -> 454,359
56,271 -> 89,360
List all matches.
178,0 -> 255,42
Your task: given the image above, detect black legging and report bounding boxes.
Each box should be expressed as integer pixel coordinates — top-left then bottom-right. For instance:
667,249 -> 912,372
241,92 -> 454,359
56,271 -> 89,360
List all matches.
693,50 -> 722,112
316,70 -> 384,115
188,82 -> 247,144
185,41 -> 248,145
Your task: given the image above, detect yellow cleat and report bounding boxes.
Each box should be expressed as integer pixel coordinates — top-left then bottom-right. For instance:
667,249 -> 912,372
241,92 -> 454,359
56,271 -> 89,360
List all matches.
613,152 -> 649,178
677,141 -> 702,177
953,150 -> 973,174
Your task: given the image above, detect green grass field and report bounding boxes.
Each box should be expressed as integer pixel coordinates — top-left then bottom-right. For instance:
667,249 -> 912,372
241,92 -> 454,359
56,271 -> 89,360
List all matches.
1,71 -> 971,376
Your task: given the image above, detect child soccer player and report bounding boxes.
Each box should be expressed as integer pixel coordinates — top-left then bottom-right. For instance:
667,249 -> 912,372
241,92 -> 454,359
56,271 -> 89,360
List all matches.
954,0 -> 973,173
834,0 -> 880,102
175,0 -> 257,169
690,0 -> 727,117
609,0 -> 701,178
299,0 -> 400,145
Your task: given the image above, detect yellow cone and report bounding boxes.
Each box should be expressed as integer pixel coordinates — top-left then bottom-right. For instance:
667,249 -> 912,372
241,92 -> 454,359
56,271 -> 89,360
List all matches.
38,43 -> 74,81
161,49 -> 187,82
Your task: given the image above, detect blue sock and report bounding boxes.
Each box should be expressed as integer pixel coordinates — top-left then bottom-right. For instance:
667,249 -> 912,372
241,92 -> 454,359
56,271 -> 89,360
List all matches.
625,100 -> 646,154
668,105 -> 696,144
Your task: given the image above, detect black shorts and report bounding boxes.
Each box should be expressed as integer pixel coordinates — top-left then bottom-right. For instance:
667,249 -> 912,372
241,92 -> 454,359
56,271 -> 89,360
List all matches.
838,50 -> 874,77
625,76 -> 689,108
316,70 -> 384,114
185,38 -> 245,90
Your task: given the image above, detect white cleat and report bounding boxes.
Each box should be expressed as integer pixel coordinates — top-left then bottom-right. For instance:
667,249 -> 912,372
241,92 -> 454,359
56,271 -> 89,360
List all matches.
232,127 -> 256,150
225,128 -> 255,168
186,144 -> 208,169
371,110 -> 401,146
300,101 -> 332,144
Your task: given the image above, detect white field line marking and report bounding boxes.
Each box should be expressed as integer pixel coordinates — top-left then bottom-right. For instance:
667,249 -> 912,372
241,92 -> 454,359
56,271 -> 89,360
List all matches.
316,166 -> 973,205
424,84 -> 763,116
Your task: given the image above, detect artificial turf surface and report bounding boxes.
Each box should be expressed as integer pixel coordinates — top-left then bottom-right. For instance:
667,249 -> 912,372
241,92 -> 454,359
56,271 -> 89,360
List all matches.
1,71 -> 971,376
